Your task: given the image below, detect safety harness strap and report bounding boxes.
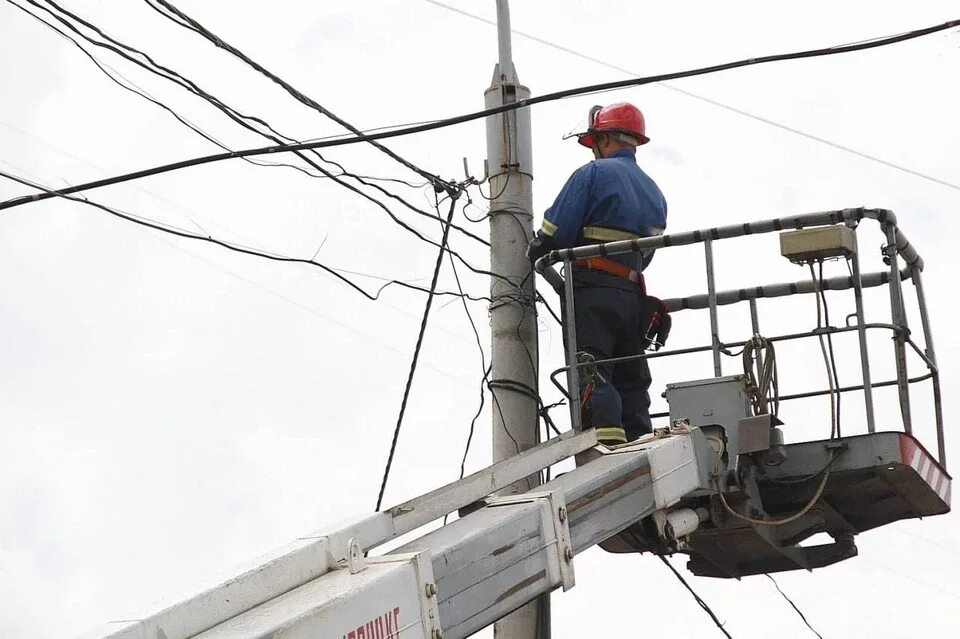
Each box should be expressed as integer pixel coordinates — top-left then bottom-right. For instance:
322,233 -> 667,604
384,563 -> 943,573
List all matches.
572,257 -> 646,295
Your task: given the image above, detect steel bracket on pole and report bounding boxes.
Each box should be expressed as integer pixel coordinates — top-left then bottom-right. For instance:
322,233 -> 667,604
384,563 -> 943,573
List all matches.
485,491 -> 576,591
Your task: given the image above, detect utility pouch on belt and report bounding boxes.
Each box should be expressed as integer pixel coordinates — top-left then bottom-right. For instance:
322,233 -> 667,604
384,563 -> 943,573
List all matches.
640,296 -> 671,351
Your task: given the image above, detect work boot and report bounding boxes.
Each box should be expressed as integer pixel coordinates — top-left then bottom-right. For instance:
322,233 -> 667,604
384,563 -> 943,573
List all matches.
574,425 -> 626,466
595,426 -> 628,446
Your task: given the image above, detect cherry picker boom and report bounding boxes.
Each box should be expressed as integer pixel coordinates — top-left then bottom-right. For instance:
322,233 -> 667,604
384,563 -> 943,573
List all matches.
84,208 -> 950,639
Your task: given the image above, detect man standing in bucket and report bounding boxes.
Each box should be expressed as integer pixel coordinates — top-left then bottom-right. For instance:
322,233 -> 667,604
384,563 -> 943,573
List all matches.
528,102 -> 667,446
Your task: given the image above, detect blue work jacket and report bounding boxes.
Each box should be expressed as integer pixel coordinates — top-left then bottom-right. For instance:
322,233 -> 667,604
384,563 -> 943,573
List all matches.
541,148 -> 667,271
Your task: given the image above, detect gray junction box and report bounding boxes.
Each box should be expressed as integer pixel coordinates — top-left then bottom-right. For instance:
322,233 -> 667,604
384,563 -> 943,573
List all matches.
666,375 -> 751,469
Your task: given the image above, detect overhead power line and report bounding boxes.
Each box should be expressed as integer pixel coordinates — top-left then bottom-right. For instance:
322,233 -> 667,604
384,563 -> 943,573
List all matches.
2,16 -> 957,212
425,0 -> 960,194
1,0 -> 516,308
12,0 -> 437,192
0,121 -> 485,389
143,0 -> 446,188
376,194 -> 460,511
765,574 -> 825,639
8,0 -> 517,299
0,168 -> 489,304
9,0 -> 488,249
4,0 -> 362,185
658,555 -> 733,638
437,191 -> 490,485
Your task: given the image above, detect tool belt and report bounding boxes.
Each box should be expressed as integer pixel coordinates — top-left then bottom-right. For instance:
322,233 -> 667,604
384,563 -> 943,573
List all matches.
572,256 -> 671,351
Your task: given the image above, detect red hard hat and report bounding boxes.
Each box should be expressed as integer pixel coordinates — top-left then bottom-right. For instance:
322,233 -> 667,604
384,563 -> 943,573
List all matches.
577,102 -> 649,148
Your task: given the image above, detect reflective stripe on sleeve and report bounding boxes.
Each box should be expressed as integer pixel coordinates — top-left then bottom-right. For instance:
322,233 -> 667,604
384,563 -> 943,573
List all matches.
541,219 -> 558,236
582,226 -> 641,242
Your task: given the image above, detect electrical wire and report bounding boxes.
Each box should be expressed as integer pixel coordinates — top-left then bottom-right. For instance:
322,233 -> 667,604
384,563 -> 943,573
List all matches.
7,0 -> 423,195
0,123 -> 482,384
759,453 -> 839,486
489,379 -> 525,451
9,0 -> 524,307
7,0 -> 410,190
144,0 -> 447,187
10,0 -> 489,250
657,555 -> 733,638
2,125 -> 494,407
487,259 -> 565,484
0,168 -> 488,304
536,291 -> 563,325
473,169 -> 514,204
375,195 -> 460,511
707,434 -> 838,526
5,1 -> 238,160
425,0 -> 960,195
456,365 -> 489,482
765,574 -> 825,639
435,190 -> 490,490
5,0 -> 522,331
717,469 -> 833,527
15,0 -> 528,310
742,336 -> 779,417
443,361 -> 489,527
539,401 -> 564,438
510,274 -> 555,464
810,263 -> 839,438
17,0 -> 313,154
818,260 -> 843,437
4,16 -> 958,212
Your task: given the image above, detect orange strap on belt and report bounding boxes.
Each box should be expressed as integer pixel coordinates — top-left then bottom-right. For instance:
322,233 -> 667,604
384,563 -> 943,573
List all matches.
572,257 -> 646,294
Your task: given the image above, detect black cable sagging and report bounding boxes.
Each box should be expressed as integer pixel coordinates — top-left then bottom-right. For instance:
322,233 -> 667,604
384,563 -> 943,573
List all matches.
6,2 -> 516,304
5,0 -> 354,185
3,16 -> 957,212
0,169 -> 487,304
144,0 -> 447,187
435,190 -> 489,487
658,555 -> 733,638
7,0 -> 522,309
9,0 -> 488,249
765,574 -> 825,639
375,196 -> 460,511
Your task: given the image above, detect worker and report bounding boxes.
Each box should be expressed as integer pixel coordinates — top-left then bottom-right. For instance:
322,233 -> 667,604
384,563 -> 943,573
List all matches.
528,102 -> 667,446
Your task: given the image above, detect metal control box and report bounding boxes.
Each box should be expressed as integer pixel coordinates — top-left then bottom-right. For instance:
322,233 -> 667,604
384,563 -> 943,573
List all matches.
665,375 -> 751,466
779,225 -> 856,264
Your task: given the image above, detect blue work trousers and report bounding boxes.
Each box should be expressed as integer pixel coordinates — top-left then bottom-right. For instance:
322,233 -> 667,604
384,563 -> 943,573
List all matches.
573,285 -> 653,443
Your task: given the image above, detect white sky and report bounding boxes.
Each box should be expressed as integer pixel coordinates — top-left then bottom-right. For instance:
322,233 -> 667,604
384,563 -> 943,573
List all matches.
1,1 -> 959,637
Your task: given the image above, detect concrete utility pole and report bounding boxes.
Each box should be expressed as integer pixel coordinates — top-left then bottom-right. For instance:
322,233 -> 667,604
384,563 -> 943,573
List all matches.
485,1 -> 546,637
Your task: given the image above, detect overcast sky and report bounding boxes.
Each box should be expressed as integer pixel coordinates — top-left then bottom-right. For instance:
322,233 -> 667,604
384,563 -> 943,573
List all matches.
1,1 -> 959,637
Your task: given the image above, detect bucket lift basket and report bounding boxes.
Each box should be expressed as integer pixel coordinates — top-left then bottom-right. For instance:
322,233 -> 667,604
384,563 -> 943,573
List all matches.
535,207 -> 950,578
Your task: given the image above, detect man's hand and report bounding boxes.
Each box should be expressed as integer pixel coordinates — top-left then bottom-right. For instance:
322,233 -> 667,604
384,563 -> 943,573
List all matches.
526,231 -> 556,263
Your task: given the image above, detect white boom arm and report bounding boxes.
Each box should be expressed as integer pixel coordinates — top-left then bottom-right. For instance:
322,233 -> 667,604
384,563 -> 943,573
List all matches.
82,427 -> 709,639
